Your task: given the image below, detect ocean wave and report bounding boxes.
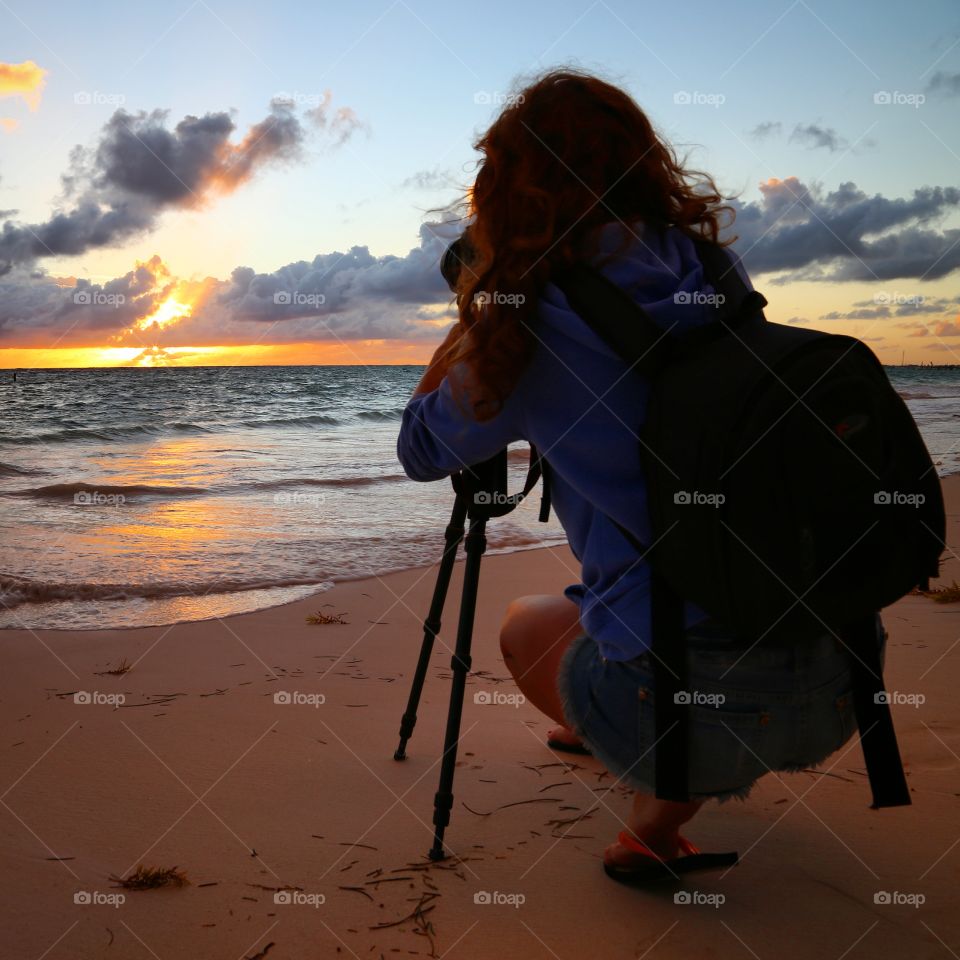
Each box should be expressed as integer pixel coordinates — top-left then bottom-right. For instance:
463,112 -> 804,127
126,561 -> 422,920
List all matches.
0,461 -> 48,477
6,482 -> 209,500
356,407 -> 406,422
239,414 -> 341,428
1,422 -> 213,445
245,474 -> 406,491
0,573 -> 335,609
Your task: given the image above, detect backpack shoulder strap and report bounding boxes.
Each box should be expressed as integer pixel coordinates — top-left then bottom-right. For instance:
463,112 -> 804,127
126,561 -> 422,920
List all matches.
690,238 -> 768,325
550,264 -> 676,379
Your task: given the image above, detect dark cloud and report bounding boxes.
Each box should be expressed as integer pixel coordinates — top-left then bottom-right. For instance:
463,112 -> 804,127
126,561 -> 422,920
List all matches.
748,121 -> 781,140
730,176 -> 960,281
788,123 -> 847,152
0,217 -> 463,347
0,96 -> 359,275
926,71 -> 960,97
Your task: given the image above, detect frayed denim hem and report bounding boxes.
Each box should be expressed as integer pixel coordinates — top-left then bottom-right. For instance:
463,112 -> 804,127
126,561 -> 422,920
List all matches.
557,635 -> 762,804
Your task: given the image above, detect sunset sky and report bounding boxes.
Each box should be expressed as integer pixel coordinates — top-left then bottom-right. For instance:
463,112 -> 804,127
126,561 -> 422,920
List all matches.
1,0 -> 959,367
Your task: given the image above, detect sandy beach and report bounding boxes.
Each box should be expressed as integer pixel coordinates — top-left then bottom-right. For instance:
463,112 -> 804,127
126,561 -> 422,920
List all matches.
1,475 -> 958,960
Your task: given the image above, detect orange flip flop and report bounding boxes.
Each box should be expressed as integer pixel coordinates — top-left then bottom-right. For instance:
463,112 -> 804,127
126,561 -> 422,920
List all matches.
603,830 -> 738,884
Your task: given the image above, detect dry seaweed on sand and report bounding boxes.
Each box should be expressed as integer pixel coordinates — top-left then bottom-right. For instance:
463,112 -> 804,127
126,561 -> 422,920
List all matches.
109,865 -> 189,890
920,580 -> 960,603
305,611 -> 349,624
95,658 -> 132,676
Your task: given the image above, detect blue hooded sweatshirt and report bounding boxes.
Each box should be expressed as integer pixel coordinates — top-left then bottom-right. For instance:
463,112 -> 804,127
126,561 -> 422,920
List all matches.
396,221 -> 754,661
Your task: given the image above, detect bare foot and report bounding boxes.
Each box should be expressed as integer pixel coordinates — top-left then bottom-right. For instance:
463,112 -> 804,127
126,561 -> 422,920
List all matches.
603,829 -> 681,867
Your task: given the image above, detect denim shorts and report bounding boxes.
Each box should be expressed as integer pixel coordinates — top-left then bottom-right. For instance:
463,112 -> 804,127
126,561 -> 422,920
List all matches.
557,614 -> 887,802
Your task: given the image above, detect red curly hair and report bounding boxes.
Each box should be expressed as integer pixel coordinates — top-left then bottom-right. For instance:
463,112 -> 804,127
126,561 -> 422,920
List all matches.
448,68 -> 737,420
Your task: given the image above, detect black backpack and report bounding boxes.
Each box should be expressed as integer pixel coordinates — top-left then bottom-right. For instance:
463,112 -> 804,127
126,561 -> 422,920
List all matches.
550,236 -> 946,808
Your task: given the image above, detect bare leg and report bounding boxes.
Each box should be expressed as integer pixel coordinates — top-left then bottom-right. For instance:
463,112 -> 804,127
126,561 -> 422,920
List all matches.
499,594 -> 706,865
498,594 -> 582,732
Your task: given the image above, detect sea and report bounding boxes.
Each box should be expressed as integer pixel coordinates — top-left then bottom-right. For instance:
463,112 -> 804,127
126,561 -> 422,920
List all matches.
0,364 -> 957,630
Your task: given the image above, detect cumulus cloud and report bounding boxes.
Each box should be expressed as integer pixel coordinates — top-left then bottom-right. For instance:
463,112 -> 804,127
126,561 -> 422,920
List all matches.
730,177 -> 960,281
0,95 -> 360,275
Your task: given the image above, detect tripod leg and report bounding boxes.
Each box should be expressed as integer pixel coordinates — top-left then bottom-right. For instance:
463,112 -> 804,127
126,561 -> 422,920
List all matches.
394,495 -> 469,761
429,513 -> 487,861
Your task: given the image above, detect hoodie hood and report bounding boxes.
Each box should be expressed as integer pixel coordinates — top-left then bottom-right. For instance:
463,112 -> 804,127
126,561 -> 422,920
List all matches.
538,221 -> 753,357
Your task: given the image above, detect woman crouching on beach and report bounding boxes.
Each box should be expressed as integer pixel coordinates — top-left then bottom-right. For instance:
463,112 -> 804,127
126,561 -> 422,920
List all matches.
397,68 -> 882,883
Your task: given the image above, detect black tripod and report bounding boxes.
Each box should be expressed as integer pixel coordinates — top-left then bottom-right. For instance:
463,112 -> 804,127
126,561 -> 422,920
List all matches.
393,449 -> 542,860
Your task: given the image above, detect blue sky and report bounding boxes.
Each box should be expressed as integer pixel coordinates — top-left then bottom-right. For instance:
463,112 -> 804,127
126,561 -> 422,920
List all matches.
1,0 -> 959,363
